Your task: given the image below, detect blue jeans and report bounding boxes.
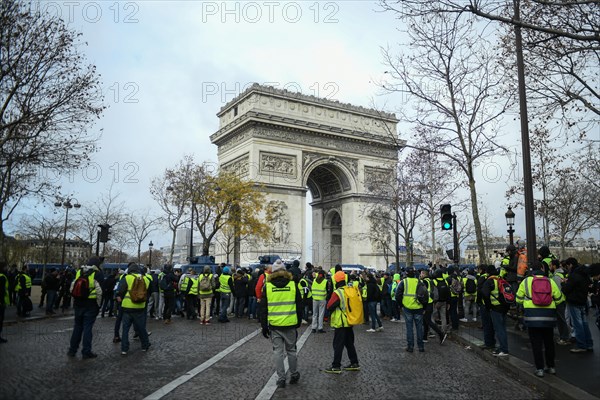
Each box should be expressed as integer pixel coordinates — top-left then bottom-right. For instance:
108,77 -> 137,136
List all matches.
490,309 -> 508,353
219,293 -> 231,321
568,304 -> 593,349
69,304 -> 99,355
248,296 -> 257,318
479,305 -> 495,348
46,290 -> 57,313
381,297 -> 392,318
121,309 -> 150,352
368,301 -> 382,329
403,309 -> 424,350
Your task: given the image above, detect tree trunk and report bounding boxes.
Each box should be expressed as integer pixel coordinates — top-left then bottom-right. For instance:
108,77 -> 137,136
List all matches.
468,173 -> 486,264
169,228 -> 176,264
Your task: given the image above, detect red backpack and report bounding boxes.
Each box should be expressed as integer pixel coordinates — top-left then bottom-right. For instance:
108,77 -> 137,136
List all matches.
491,276 -> 515,305
530,276 -> 553,306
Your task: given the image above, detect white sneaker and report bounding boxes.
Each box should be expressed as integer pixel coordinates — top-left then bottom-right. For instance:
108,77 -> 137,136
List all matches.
366,328 -> 376,333
459,318 -> 468,323
376,326 -> 384,332
302,320 -> 309,325
473,318 -> 477,322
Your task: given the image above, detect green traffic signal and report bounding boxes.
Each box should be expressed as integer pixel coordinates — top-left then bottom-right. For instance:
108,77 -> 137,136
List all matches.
440,204 -> 453,230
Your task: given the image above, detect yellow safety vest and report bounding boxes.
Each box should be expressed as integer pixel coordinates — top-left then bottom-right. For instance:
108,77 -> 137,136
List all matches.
218,274 -> 232,294
188,275 -> 199,296
266,280 -> 298,327
311,279 -> 327,301
299,278 -> 312,299
401,277 -> 422,310
330,288 -> 349,329
74,270 -> 97,299
121,273 -> 148,309
15,273 -> 32,291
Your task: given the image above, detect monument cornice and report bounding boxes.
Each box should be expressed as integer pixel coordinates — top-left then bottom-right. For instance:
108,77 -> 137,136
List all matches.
211,112 -> 401,159
217,83 -> 398,122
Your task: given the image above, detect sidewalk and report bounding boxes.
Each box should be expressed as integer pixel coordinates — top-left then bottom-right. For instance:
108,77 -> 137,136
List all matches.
4,286 -> 73,325
453,317 -> 600,400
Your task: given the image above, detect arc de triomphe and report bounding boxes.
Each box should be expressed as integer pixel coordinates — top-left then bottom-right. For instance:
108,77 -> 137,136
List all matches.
210,84 -> 401,268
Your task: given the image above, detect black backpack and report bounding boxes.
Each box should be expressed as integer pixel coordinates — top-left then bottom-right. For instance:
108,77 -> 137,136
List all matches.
434,278 -> 450,302
416,282 -> 429,306
465,277 -> 477,294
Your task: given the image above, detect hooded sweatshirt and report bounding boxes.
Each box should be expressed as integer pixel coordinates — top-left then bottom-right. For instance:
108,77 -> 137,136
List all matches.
562,265 -> 591,306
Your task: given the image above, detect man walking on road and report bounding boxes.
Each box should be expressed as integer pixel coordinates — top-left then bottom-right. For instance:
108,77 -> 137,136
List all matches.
259,259 -> 302,389
0,261 -> 9,343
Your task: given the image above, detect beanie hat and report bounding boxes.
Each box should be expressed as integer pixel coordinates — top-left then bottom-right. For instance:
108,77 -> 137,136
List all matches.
334,271 -> 346,283
272,259 -> 285,273
223,266 -> 231,274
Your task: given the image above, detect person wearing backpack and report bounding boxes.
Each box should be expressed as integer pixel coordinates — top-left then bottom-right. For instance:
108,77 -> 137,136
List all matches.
67,257 -> 103,359
217,266 -> 234,323
324,271 -> 360,374
396,267 -> 425,352
461,268 -> 478,323
420,269 -> 447,345
476,264 -> 496,350
432,269 -> 450,335
160,265 -> 177,324
115,263 -> 151,355
446,266 -> 462,330
198,265 -> 214,325
481,265 -> 509,357
516,261 -> 564,377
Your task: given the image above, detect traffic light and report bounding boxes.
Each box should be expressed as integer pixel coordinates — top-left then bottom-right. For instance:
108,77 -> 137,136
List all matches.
98,224 -> 111,242
440,204 -> 452,230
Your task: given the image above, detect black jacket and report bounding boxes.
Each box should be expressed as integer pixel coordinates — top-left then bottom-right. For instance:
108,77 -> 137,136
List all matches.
562,266 -> 591,306
366,280 -> 381,302
259,270 -> 302,330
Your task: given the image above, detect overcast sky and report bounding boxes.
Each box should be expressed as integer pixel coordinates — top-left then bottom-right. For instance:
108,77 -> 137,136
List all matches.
11,1 -> 593,252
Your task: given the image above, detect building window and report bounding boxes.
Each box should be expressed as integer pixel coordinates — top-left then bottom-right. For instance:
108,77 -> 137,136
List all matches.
233,106 -> 238,117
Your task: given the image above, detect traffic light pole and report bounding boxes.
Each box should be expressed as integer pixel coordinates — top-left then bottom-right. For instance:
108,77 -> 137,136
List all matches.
452,213 -> 459,264
96,231 -> 100,256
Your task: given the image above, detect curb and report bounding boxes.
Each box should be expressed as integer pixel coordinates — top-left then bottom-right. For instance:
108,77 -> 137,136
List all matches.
450,330 -> 600,400
5,312 -> 74,326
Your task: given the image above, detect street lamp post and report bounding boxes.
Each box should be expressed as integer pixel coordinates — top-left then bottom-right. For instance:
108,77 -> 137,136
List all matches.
505,207 -> 515,246
54,198 -> 81,267
149,240 -> 154,266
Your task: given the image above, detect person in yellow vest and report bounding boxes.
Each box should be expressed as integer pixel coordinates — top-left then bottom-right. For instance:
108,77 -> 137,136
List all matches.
516,261 -> 564,377
115,263 -> 151,355
324,271 -> 360,374
481,265 -> 509,356
396,266 -> 425,352
217,266 -> 234,323
198,265 -> 214,325
299,272 -> 312,324
15,267 -> 32,317
183,268 -> 199,320
68,257 -> 103,359
259,259 -> 302,389
311,269 -> 328,333
0,261 -> 9,343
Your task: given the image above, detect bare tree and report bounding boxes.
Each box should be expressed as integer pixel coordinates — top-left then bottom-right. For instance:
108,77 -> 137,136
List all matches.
546,173 -> 596,258
150,164 -> 188,264
0,0 -> 105,245
380,13 -> 512,262
19,211 -> 63,265
125,211 -> 160,264
380,0 -> 599,135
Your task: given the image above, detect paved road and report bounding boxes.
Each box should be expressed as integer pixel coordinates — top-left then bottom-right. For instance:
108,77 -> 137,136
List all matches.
0,311 -> 545,400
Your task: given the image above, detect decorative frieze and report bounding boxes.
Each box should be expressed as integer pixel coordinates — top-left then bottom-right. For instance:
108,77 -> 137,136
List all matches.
259,152 -> 297,178
221,154 -> 250,178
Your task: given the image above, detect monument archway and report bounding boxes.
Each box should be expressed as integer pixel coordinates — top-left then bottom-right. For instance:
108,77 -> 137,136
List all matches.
210,84 -> 402,268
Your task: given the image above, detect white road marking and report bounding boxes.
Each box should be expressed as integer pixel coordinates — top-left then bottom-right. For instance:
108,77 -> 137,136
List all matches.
143,329 -> 260,400
255,327 -> 312,400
